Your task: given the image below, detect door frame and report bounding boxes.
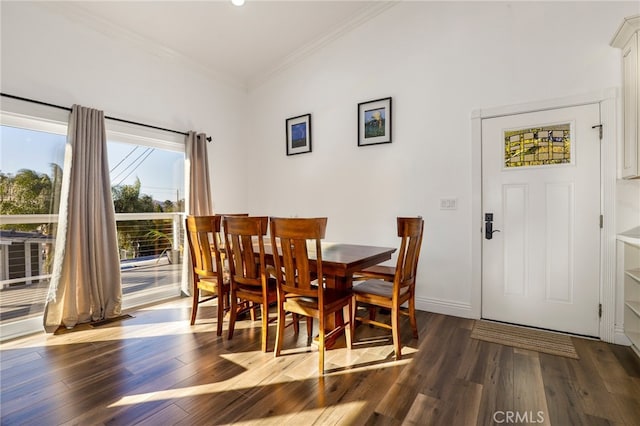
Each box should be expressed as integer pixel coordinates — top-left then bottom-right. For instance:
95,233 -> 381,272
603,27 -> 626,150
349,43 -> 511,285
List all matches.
470,88 -> 621,343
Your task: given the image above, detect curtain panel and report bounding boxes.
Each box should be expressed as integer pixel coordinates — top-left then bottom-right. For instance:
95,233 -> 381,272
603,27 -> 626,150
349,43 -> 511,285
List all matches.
43,105 -> 122,332
181,131 -> 214,295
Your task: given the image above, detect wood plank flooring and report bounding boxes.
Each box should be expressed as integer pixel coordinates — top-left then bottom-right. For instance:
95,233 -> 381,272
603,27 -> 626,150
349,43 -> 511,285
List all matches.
1,297 -> 639,425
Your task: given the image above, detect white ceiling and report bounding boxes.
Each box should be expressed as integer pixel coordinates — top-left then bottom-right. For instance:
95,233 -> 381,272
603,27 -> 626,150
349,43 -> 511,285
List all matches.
44,1 -> 397,90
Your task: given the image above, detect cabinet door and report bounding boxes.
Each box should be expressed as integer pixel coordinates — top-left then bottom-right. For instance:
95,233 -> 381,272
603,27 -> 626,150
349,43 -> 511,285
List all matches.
622,32 -> 639,178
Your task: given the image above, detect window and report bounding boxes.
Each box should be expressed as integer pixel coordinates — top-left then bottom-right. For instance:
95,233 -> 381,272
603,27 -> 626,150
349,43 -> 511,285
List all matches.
504,123 -> 572,168
0,124 -> 65,338
0,98 -> 186,340
106,130 -> 186,309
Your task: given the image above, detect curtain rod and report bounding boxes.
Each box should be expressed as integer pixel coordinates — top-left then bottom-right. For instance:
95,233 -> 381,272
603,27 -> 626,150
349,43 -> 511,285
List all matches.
0,92 -> 212,142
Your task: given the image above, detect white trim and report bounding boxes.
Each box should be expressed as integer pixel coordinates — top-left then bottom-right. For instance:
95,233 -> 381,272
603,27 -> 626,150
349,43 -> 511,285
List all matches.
0,97 -> 68,135
247,1 -> 399,90
39,2 -> 245,91
473,88 -> 617,120
0,316 -> 43,342
1,96 -> 186,151
471,89 -> 618,343
470,111 -> 483,319
600,95 -> 618,343
416,296 -> 474,319
106,121 -> 185,152
615,326 -> 632,345
611,14 -> 640,48
40,1 -> 399,91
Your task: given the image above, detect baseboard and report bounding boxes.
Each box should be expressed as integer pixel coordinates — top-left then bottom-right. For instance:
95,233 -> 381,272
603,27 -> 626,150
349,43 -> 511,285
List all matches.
614,327 -> 632,346
416,296 -> 475,319
0,316 -> 43,342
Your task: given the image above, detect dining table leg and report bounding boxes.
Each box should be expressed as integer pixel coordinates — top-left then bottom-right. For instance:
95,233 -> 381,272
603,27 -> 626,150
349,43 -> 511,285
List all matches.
321,274 -> 353,348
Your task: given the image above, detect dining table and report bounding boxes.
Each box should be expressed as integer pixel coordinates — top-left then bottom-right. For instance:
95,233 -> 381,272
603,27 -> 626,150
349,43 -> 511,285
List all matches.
263,241 -> 396,345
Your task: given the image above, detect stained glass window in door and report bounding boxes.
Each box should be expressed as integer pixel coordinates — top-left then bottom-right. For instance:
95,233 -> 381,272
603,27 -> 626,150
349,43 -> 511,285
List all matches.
504,123 -> 571,168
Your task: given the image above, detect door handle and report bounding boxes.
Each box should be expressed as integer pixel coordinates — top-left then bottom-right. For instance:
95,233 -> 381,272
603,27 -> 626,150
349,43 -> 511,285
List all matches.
485,213 -> 501,240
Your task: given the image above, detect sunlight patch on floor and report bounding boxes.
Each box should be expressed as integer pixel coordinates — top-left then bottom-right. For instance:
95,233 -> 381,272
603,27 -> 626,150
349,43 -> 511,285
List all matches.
108,380 -> 238,407
1,320 -> 221,349
230,401 -> 367,425
108,343 -> 414,408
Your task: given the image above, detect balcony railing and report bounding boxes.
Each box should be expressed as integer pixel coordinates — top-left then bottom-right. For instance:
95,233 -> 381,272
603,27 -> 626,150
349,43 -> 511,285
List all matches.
0,213 -> 184,340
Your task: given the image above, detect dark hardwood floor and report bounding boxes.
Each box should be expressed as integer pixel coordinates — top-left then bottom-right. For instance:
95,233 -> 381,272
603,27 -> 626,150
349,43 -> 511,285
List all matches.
1,297 -> 639,425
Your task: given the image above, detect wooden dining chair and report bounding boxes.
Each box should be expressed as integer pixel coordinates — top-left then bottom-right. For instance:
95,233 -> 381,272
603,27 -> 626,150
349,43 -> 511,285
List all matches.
352,217 -> 424,359
185,215 -> 228,336
223,216 -> 278,352
270,217 -> 354,375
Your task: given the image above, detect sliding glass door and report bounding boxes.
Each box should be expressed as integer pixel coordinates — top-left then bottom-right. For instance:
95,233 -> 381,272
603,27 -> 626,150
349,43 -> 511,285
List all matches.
0,104 -> 186,340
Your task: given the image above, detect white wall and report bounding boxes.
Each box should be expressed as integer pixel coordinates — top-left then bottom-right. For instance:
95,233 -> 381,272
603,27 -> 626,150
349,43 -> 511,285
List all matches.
246,1 -> 640,317
0,2 -> 249,213
3,1 -> 638,320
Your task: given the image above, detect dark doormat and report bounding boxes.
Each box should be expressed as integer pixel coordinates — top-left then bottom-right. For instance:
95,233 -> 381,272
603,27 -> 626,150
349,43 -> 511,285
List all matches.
470,320 -> 579,359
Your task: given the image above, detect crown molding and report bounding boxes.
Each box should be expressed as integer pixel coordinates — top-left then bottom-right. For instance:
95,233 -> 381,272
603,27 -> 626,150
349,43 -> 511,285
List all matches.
37,1 -> 398,93
37,2 -> 248,92
246,1 -> 399,91
611,14 -> 640,48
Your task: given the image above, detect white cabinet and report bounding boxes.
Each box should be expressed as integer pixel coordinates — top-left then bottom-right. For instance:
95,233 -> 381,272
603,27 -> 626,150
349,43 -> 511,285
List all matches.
619,227 -> 640,357
612,15 -> 640,179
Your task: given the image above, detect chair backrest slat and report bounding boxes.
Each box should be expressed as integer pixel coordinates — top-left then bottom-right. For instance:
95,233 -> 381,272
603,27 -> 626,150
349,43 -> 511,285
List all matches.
185,215 -> 223,277
223,216 -> 269,290
394,217 -> 424,294
270,217 -> 327,298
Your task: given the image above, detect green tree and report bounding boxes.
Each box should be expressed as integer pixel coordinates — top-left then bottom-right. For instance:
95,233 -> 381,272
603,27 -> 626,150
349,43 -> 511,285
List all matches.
112,177 -> 166,258
0,167 -> 61,235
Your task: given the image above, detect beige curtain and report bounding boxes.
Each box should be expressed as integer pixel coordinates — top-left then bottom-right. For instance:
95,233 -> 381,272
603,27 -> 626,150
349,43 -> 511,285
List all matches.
181,131 -> 214,295
43,105 -> 122,332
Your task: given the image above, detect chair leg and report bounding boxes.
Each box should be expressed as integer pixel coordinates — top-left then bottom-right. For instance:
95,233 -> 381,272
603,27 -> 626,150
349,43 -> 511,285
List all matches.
306,317 -> 313,338
250,302 -> 257,321
409,294 -> 418,339
216,288 -> 224,337
190,286 -> 200,326
318,313 -> 325,375
343,301 -> 353,350
227,292 -> 238,340
274,301 -> 286,357
391,305 -> 402,360
352,297 -> 359,328
292,313 -> 300,334
260,302 -> 268,352
368,306 -> 377,322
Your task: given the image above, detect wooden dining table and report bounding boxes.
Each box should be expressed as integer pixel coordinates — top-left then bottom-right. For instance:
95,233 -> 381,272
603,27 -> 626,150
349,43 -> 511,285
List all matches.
263,241 -> 396,344
263,241 -> 396,289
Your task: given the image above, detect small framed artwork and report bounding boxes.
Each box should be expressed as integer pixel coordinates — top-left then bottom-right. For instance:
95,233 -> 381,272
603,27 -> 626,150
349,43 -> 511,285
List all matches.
358,97 -> 392,146
286,113 -> 312,155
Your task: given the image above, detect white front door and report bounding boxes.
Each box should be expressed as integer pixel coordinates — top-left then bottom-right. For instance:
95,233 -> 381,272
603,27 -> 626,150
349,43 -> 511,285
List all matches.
481,104 -> 601,337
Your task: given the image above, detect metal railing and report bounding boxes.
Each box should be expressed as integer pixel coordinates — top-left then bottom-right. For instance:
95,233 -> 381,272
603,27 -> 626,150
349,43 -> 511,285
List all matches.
0,212 -> 184,328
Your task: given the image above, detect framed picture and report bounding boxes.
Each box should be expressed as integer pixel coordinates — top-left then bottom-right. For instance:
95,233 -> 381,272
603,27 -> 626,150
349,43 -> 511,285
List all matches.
358,97 -> 392,146
286,113 -> 312,155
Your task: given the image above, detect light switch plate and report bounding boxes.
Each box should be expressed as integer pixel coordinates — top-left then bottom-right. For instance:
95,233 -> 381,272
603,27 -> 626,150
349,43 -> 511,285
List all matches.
440,198 -> 458,210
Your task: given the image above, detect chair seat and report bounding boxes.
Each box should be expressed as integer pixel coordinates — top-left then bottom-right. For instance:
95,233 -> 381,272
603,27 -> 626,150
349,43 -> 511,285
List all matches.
284,287 -> 352,314
197,278 -> 220,293
356,265 -> 395,280
236,278 -> 278,301
353,279 -> 409,298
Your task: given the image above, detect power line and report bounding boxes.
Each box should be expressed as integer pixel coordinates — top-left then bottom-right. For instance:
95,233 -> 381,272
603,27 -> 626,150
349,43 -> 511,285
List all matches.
110,146 -> 139,173
118,148 -> 155,186
111,147 -> 153,183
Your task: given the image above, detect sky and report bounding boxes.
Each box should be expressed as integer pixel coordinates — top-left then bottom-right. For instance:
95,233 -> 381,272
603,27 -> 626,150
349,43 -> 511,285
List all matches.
0,125 -> 184,202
